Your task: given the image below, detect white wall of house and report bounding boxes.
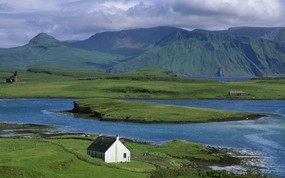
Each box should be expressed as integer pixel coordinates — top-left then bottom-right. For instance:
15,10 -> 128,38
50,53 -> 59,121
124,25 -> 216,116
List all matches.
104,138 -> 131,163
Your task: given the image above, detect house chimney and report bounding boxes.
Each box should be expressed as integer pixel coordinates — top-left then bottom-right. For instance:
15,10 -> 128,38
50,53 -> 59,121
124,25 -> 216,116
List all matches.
98,132 -> 102,137
116,135 -> 119,141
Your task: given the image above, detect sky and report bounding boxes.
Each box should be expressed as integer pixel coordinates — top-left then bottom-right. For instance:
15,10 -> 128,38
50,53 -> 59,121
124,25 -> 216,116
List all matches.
0,0 -> 285,48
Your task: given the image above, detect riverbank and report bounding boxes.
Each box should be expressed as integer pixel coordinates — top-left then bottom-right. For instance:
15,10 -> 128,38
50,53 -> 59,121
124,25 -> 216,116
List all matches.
0,123 -> 58,138
71,98 -> 265,123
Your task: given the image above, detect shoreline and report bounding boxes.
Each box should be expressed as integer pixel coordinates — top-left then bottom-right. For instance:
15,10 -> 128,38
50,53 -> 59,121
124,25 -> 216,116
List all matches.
0,123 -> 55,130
0,123 -> 59,138
69,110 -> 266,124
208,146 -> 267,174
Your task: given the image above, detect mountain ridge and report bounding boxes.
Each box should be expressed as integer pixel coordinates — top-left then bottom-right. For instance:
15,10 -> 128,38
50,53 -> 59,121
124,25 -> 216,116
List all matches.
1,26 -> 285,77
68,26 -> 184,56
111,30 -> 285,76
194,27 -> 285,42
0,33 -> 119,70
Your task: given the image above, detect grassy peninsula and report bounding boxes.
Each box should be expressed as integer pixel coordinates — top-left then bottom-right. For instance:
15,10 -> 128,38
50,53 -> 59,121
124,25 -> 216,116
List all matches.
72,98 -> 262,123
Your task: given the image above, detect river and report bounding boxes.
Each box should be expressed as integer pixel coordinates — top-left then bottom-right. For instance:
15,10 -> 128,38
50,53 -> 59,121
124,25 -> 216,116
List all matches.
0,98 -> 284,177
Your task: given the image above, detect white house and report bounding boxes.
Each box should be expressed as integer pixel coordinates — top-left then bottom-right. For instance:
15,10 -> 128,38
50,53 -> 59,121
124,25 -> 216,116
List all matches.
87,135 -> 131,163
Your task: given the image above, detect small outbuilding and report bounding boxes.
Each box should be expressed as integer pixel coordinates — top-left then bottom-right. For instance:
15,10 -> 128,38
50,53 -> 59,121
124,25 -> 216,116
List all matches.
228,91 -> 245,96
87,134 -> 131,163
6,71 -> 19,84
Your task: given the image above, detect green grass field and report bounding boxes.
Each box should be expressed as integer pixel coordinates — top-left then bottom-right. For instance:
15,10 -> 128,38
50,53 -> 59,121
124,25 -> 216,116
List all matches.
0,139 -> 147,178
1,68 -> 285,99
49,136 -> 227,169
0,136 -> 266,178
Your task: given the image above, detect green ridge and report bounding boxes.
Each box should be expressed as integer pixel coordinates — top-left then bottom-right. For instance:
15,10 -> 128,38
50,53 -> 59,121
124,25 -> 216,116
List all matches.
111,30 -> 285,76
0,33 -> 120,70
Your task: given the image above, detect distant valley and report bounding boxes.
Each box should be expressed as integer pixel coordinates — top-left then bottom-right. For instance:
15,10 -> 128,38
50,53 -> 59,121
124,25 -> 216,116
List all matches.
1,26 -> 285,77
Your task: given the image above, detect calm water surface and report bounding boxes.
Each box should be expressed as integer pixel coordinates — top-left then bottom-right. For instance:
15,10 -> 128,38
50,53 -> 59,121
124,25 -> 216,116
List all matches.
0,99 -> 284,177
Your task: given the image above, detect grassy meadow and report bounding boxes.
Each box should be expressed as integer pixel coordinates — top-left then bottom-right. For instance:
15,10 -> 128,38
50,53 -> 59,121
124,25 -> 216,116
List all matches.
0,135 -> 266,178
0,138 -> 147,178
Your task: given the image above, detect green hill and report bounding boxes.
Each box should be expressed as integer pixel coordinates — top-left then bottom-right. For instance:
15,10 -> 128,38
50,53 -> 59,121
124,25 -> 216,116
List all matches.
111,30 -> 285,76
0,33 -> 120,70
68,26 -> 183,56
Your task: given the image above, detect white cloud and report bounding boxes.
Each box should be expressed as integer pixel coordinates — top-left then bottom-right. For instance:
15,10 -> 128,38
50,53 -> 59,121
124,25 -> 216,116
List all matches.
168,0 -> 285,27
0,0 -> 59,12
169,0 -> 284,17
0,0 -> 285,47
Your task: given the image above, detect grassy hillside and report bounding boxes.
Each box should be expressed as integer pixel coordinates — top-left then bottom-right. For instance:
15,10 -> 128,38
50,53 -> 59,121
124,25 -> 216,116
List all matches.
0,33 -> 120,70
27,67 -> 107,78
111,30 -> 285,76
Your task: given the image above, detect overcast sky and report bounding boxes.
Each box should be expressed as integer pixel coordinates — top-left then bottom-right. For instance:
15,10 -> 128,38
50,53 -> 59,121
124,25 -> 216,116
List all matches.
1,0 -> 285,48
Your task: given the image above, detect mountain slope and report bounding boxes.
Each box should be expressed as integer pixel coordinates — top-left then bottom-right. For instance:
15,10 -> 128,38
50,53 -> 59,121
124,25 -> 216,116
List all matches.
210,27 -> 285,42
0,33 -> 119,70
195,27 -> 285,43
68,26 -> 183,56
111,30 -> 285,76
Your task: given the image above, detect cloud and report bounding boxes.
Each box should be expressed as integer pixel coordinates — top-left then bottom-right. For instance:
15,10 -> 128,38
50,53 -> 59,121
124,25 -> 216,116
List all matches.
0,3 -> 13,12
0,0 -> 285,47
168,0 -> 285,29
170,0 -> 284,21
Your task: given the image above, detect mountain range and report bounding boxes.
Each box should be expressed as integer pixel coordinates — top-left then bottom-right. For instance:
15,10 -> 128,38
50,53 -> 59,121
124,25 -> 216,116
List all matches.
1,26 -> 285,77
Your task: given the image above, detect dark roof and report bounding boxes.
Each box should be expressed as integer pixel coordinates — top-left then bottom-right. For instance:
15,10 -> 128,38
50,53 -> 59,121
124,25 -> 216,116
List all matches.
87,136 -> 117,153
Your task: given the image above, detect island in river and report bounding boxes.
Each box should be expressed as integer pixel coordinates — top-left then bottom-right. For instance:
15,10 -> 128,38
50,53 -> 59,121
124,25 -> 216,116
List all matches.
71,97 -> 265,123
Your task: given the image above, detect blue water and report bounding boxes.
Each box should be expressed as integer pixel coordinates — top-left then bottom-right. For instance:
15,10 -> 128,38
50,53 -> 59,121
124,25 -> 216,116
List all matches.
0,99 -> 284,177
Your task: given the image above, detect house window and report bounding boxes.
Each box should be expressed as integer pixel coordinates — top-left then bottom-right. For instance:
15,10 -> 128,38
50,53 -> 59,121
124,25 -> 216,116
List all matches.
123,153 -> 127,158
